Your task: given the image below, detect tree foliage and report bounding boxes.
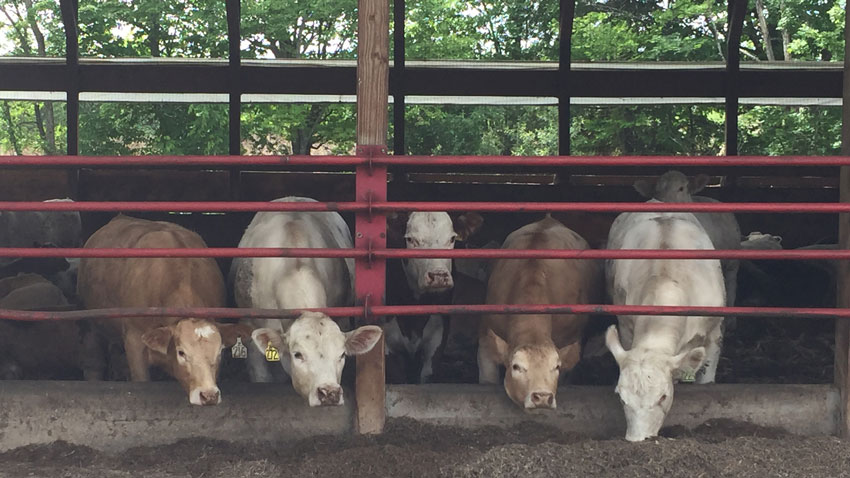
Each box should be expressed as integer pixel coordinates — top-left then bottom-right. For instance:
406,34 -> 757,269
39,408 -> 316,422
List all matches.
0,0 -> 845,156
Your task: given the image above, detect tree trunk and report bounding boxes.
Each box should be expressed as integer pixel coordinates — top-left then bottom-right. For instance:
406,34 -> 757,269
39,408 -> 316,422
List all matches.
754,0 -> 776,61
22,0 -> 56,153
291,104 -> 327,155
781,29 -> 792,61
780,0 -> 792,61
149,13 -> 161,57
2,101 -> 22,155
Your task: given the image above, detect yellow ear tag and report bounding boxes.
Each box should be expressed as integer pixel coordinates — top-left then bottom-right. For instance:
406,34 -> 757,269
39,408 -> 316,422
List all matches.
680,369 -> 696,383
265,342 -> 280,362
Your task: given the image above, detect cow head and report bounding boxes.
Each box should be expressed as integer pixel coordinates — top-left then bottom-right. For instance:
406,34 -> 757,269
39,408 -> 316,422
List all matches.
251,312 -> 382,407
605,325 -> 705,441
483,328 -> 581,410
141,319 -> 253,406
633,171 -> 710,203
390,211 -> 484,298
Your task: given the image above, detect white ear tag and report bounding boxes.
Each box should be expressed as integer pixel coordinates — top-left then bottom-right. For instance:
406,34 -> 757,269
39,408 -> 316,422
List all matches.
231,337 -> 248,359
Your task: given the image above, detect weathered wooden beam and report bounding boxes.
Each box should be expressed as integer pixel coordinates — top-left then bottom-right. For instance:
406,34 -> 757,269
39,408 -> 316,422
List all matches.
354,0 -> 389,435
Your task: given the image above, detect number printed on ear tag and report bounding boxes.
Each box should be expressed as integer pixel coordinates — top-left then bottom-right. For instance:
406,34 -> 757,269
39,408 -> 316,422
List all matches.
265,342 -> 280,362
231,337 -> 248,359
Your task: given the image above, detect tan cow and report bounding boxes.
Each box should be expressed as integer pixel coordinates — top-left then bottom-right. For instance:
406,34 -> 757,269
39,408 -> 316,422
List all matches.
478,216 -> 601,409
77,215 -> 251,406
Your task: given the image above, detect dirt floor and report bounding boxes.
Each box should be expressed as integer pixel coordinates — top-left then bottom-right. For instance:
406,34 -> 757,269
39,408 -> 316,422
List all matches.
0,418 -> 847,478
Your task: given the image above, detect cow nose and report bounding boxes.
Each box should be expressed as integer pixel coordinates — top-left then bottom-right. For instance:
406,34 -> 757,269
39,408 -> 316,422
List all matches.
317,385 -> 342,406
530,392 -> 555,409
426,271 -> 452,287
199,389 -> 220,405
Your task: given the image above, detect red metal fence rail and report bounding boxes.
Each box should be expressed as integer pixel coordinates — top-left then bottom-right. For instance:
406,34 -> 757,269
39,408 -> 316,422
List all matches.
0,154 -> 845,324
1,200 -> 850,213
0,247 -> 847,260
2,155 -> 850,167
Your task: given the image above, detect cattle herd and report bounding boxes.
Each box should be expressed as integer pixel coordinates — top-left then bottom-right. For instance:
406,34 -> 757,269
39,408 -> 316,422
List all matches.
0,170 -> 827,441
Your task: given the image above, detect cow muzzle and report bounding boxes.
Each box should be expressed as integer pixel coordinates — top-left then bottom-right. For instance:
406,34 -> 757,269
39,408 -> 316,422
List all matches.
423,270 -> 453,290
313,384 -> 343,407
525,391 -> 556,410
190,386 -> 221,406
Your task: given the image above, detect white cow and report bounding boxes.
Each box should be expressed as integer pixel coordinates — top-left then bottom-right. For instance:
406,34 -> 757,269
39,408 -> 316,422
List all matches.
634,172 -> 740,318
605,207 -> 725,442
382,211 -> 482,384
231,197 -> 382,407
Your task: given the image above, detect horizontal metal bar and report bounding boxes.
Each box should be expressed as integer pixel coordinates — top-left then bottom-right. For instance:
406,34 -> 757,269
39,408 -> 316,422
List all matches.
0,304 -> 844,322
0,61 -> 841,98
0,247 -> 848,260
2,155 -> 850,168
0,248 -> 366,258
0,201 -> 849,213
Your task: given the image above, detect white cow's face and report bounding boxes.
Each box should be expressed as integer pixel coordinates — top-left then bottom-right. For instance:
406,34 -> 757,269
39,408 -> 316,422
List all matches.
483,329 -> 581,410
605,326 -> 705,441
252,312 -> 382,407
634,170 -> 710,203
615,361 -> 675,442
402,212 -> 458,296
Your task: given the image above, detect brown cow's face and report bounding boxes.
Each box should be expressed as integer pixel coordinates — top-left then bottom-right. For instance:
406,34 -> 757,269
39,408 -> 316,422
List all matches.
142,319 -> 252,406
483,329 -> 580,410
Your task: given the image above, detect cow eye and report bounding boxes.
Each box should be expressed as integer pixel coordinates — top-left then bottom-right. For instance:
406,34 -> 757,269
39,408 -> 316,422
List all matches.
511,364 -> 522,372
339,353 -> 346,360
294,352 -> 303,360
449,236 -> 456,244
658,394 -> 667,405
177,350 -> 186,358
678,187 -> 684,192
554,364 -> 560,372
405,237 -> 413,244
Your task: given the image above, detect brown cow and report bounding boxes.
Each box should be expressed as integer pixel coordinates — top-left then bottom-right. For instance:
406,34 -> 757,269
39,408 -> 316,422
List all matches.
77,215 -> 251,406
478,215 -> 601,409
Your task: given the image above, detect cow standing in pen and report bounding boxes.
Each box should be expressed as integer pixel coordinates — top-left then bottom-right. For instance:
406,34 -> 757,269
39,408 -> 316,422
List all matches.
382,211 -> 483,384
231,197 -> 382,407
77,215 -> 252,406
605,207 -> 725,442
634,171 -> 740,326
478,215 -> 601,409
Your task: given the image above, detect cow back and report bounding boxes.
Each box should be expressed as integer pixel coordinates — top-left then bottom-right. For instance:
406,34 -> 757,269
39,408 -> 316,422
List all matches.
78,215 -> 226,316
484,216 -> 600,347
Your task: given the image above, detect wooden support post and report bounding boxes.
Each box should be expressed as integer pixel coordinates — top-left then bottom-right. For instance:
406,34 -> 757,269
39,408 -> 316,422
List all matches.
834,3 -> 850,438
354,0 -> 389,435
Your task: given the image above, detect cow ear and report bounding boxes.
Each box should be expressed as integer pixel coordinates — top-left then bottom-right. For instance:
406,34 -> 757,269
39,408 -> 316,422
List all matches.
633,179 -> 655,199
558,341 -> 582,371
454,212 -> 484,242
689,174 -> 710,194
141,326 -> 174,355
605,325 -> 628,365
251,328 -> 285,355
482,328 -> 510,365
344,325 -> 383,356
386,212 -> 409,244
672,346 -> 705,372
218,323 -> 254,347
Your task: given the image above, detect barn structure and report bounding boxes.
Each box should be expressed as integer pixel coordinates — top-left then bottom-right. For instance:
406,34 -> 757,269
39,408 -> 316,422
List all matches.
0,0 -> 848,450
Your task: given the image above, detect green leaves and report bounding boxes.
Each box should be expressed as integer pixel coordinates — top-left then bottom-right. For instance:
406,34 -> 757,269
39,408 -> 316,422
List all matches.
0,0 -> 844,156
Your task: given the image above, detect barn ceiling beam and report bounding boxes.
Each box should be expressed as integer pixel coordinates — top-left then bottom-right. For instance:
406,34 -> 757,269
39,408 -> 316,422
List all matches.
0,62 -> 841,99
